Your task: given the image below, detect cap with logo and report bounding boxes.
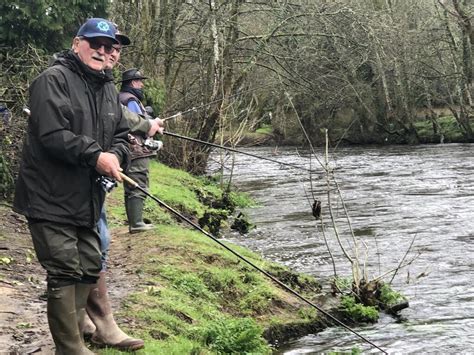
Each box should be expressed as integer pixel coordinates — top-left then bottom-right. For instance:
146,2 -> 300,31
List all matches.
76,18 -> 119,44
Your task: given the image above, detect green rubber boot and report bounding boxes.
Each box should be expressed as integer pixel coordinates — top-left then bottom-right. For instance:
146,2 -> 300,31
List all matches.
126,197 -> 154,234
76,283 -> 93,341
47,284 -> 95,354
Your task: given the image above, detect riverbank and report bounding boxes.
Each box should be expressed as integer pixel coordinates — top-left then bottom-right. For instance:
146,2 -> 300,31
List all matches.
0,161 -> 336,354
224,115 -> 474,148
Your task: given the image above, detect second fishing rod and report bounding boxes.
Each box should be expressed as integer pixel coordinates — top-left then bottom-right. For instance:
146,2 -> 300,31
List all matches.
119,172 -> 387,354
163,131 -> 318,174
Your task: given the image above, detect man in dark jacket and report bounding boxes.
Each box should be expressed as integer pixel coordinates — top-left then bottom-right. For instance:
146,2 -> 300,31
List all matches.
119,68 -> 163,233
13,18 -> 129,354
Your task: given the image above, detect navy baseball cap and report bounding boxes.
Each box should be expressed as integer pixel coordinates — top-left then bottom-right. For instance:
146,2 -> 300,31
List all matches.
76,18 -> 119,44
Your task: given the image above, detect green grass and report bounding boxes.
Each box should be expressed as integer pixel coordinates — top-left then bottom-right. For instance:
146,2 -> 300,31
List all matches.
106,161 -> 253,229
255,124 -> 273,135
414,115 -> 473,142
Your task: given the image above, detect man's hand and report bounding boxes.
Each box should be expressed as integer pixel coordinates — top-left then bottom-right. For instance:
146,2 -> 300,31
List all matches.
147,117 -> 165,137
96,152 -> 123,182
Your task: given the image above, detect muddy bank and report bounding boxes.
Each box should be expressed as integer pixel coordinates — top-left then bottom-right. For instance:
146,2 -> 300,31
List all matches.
0,205 -> 53,354
0,205 -> 141,354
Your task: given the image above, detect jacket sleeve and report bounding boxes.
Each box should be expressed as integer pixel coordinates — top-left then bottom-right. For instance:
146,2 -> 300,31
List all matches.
29,69 -> 102,167
121,104 -> 151,136
108,99 -> 130,170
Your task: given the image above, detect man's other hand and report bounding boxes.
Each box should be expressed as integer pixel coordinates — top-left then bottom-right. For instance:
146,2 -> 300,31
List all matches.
96,152 -> 123,182
147,117 -> 165,137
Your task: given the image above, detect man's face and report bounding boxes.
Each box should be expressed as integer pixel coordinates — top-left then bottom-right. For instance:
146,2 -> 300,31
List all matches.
106,44 -> 122,70
131,79 -> 144,89
73,36 -> 115,71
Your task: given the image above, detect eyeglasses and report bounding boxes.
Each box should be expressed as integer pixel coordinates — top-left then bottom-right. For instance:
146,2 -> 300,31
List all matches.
81,37 -> 115,54
112,45 -> 121,53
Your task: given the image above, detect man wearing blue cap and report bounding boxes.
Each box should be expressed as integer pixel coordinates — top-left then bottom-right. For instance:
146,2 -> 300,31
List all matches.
14,18 -> 130,354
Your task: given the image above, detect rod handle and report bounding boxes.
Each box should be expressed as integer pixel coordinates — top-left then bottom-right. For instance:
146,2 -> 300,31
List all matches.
119,172 -> 138,187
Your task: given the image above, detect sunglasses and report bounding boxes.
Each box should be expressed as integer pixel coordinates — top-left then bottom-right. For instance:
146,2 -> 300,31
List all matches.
81,37 -> 115,54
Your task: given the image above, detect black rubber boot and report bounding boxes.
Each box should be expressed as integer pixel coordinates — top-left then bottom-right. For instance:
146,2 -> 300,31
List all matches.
125,197 -> 154,234
47,284 -> 95,354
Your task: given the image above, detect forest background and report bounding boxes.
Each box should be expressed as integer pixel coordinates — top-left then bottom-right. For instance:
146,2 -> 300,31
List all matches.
1,0 -> 473,199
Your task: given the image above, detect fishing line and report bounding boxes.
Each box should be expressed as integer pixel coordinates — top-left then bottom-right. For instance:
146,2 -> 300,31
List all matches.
120,172 -> 387,354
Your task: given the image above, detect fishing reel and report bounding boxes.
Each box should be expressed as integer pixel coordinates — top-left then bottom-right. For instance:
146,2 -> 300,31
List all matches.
127,134 -> 163,151
143,138 -> 163,151
97,176 -> 118,193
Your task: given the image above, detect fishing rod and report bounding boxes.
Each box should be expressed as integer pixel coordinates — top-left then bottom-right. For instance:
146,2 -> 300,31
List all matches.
119,172 -> 388,354
160,83 -> 275,122
163,131 -> 317,173
162,111 -> 183,122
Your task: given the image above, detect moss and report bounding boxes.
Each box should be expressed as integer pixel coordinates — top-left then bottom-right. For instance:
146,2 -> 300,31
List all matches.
378,283 -> 407,308
339,296 -> 379,323
226,190 -> 254,208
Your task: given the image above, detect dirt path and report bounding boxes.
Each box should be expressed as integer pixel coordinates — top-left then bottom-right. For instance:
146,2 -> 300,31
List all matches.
0,205 -> 138,354
0,205 -> 51,354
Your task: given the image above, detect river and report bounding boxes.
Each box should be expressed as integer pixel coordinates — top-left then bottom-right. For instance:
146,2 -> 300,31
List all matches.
208,143 -> 474,353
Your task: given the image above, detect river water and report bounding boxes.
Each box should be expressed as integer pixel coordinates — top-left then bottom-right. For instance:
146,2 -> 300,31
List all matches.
208,144 -> 474,354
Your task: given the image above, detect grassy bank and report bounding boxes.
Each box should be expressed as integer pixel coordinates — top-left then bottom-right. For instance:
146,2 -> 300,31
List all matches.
101,160 -> 326,354
226,115 -> 474,147
414,115 -> 473,143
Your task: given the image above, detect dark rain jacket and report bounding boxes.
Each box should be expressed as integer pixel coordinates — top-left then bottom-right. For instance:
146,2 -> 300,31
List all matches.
13,51 -> 130,228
